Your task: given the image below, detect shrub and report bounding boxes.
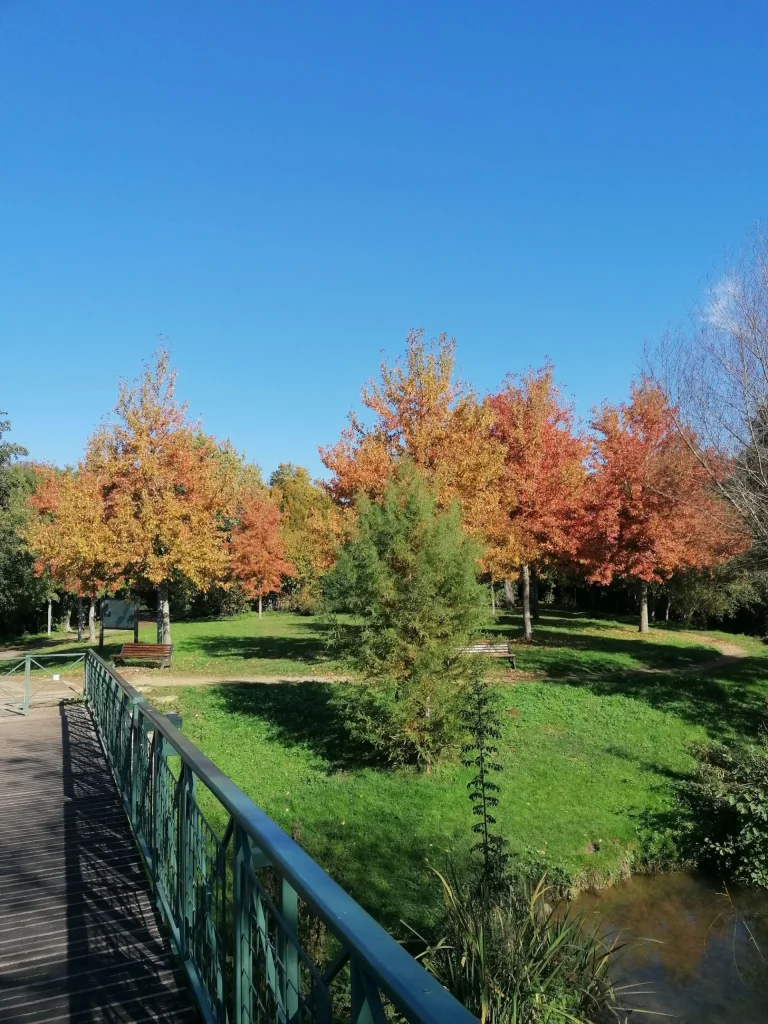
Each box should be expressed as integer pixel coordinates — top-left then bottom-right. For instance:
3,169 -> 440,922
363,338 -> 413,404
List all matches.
323,464 -> 488,767
689,737 -> 768,888
414,869 -> 623,1024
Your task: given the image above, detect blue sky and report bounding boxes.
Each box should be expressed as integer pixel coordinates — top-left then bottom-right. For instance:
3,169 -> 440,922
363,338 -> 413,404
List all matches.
2,1 -> 766,480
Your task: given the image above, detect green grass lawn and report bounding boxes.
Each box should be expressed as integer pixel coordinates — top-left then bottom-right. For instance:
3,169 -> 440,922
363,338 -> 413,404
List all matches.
115,610 -> 768,934
7,608 -> 768,932
1,612 -> 347,677
3,607 -> 746,679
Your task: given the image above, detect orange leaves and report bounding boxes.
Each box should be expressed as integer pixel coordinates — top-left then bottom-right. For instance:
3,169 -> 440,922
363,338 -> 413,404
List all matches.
230,490 -> 294,599
581,378 -> 747,585
486,365 -> 588,576
26,465 -> 117,596
319,329 -> 503,541
83,349 -> 237,590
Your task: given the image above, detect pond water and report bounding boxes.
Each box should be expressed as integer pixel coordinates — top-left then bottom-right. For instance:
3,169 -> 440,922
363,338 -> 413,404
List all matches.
573,873 -> 768,1021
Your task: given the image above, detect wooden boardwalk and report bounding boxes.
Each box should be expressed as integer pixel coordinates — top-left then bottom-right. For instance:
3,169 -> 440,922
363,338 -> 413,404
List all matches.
0,704 -> 197,1023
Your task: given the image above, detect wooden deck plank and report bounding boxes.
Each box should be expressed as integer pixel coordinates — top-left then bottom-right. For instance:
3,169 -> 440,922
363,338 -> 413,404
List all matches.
0,704 -> 196,1024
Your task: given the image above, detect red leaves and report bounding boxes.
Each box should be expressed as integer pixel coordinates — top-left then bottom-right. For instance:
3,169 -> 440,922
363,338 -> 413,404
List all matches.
486,364 -> 588,574
230,490 -> 295,599
579,378 -> 747,585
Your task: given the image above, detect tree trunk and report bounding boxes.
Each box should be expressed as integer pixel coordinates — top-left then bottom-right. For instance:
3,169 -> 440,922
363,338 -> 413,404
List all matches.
520,564 -> 533,642
88,599 -> 96,643
47,599 -> 52,636
504,578 -> 515,606
665,596 -> 671,621
258,595 -> 263,619
77,597 -> 84,642
158,582 -> 171,644
530,567 -> 540,621
638,580 -> 649,633
490,583 -> 496,615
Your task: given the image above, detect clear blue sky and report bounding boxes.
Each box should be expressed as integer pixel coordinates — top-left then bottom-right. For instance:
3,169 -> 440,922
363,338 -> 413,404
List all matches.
2,1 -> 766,480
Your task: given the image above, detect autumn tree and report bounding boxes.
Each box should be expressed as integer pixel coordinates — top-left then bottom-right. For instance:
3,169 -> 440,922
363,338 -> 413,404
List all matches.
269,463 -> 346,610
230,488 -> 294,617
85,349 -> 237,643
26,466 -> 118,641
320,330 -> 503,542
580,379 -> 745,632
487,365 -> 588,640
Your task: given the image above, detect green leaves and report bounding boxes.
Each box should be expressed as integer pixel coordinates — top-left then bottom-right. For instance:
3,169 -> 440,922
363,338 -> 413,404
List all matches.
323,464 -> 488,766
690,737 -> 768,888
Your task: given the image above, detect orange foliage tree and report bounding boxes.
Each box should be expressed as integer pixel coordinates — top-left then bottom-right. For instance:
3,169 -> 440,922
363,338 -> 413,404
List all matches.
85,349 -> 237,642
230,489 -> 294,617
580,379 -> 746,632
487,365 -> 588,639
26,466 -> 118,640
320,330 -> 503,541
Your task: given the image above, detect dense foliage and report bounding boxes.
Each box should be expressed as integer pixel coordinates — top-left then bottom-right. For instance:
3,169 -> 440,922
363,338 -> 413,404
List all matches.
324,465 -> 488,767
689,737 -> 768,889
417,871 -> 622,1024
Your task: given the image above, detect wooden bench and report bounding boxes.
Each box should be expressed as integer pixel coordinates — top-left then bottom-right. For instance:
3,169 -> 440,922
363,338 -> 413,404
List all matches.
458,641 -> 516,669
114,643 -> 173,669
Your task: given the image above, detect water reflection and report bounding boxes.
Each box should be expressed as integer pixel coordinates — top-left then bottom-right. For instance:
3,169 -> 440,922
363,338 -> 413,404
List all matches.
574,873 -> 768,1021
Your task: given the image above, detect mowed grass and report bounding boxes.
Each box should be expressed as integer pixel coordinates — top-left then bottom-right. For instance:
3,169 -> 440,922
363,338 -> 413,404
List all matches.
3,608 -> 749,680
7,609 -> 768,930
130,611 -> 768,933
1,612 -> 347,677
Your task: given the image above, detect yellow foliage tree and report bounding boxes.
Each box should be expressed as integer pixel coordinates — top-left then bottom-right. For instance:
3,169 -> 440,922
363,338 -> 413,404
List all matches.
319,330 -> 503,543
26,466 -> 119,641
269,463 -> 348,609
85,349 -> 237,642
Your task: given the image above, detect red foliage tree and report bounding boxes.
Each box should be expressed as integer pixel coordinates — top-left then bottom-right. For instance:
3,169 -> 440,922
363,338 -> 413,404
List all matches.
487,365 -> 588,639
580,379 -> 746,631
230,490 -> 295,617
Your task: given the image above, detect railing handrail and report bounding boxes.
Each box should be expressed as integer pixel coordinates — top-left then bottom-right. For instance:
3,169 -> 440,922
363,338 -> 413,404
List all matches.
85,650 -> 475,1024
0,652 -> 88,661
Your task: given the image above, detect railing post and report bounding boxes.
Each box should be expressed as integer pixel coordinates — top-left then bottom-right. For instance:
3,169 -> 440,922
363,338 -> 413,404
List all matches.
351,962 -> 387,1024
279,879 -> 300,1021
177,762 -> 196,966
233,824 -> 253,1024
129,699 -> 143,831
23,656 -> 30,716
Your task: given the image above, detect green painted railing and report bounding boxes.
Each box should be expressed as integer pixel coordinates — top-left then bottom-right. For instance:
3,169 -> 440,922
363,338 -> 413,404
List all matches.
83,651 -> 476,1024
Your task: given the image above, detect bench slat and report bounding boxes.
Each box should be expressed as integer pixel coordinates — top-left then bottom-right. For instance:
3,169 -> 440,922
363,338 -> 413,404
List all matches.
114,643 -> 173,668
457,642 -> 517,668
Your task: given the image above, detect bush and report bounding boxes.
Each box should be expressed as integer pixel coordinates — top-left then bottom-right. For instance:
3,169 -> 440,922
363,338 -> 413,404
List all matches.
323,465 -> 488,767
689,737 -> 768,888
413,869 -> 623,1024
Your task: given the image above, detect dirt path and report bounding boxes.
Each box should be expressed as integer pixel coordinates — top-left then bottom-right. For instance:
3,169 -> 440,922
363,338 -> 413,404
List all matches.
132,673 -> 350,690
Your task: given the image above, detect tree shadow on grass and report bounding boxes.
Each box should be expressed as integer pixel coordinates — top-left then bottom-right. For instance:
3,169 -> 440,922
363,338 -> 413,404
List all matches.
560,656 -> 768,743
487,624 -> 719,678
295,809 -> 451,935
180,633 -> 334,664
216,681 -> 382,771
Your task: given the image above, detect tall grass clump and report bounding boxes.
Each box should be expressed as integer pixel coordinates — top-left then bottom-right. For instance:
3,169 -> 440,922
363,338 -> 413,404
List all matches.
412,677 -> 628,1023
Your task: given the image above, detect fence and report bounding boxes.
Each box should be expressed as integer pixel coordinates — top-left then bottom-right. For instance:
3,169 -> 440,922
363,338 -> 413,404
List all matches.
0,652 -> 85,716
83,650 -> 475,1024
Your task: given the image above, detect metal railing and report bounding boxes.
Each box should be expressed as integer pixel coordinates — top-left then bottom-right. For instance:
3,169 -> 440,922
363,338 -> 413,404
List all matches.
0,652 -> 85,716
83,651 -> 475,1024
